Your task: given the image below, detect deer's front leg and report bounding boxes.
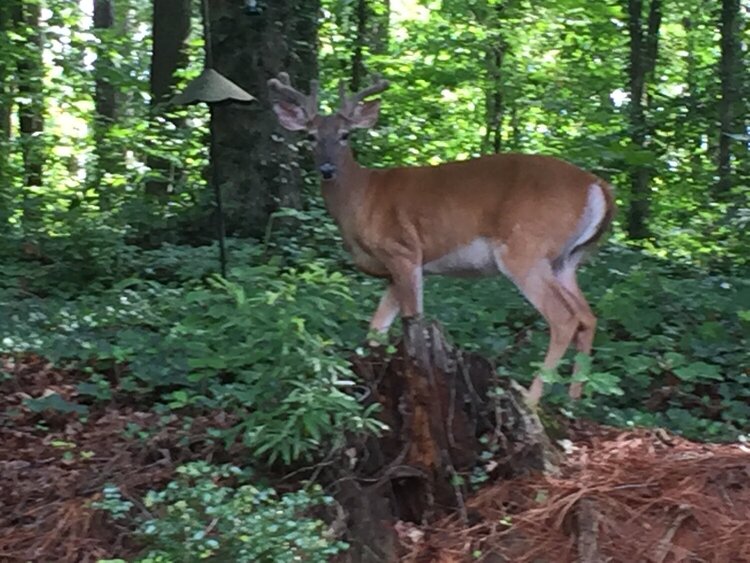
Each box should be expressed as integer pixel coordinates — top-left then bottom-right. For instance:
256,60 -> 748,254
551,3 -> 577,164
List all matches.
369,284 -> 400,334
387,260 -> 424,319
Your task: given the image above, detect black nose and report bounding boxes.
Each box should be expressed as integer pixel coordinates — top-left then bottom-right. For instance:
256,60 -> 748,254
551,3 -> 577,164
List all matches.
319,163 -> 336,179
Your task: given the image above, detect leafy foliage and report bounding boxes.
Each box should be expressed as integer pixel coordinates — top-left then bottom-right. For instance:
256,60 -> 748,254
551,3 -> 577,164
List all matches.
94,462 -> 347,562
1,252 -> 385,465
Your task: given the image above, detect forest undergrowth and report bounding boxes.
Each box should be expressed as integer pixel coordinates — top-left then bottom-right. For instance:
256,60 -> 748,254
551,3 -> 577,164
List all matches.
1,219 -> 748,561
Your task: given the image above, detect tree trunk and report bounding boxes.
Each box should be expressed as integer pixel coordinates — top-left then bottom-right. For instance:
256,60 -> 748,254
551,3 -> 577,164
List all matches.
716,0 -> 742,196
91,0 -> 119,208
484,44 -> 505,154
0,2 -> 13,171
336,318 -> 553,562
682,16 -> 706,184
0,1 -> 14,229
351,0 -> 367,92
625,0 -> 661,241
351,0 -> 389,91
482,3 -> 509,155
145,0 -> 192,199
13,0 -> 45,228
206,0 -> 318,238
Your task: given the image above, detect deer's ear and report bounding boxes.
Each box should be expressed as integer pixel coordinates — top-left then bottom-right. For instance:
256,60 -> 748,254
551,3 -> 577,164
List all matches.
272,101 -> 308,131
349,99 -> 381,129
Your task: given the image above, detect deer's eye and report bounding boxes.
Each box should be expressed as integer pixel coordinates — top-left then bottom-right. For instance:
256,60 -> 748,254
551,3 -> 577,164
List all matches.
340,132 -> 350,141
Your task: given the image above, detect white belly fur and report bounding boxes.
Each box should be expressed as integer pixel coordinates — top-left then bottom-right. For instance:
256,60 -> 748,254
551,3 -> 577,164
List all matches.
423,237 -> 500,276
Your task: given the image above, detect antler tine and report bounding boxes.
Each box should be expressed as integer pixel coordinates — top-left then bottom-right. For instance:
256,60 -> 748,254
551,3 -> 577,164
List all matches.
338,76 -> 390,117
351,76 -> 390,105
267,72 -> 317,117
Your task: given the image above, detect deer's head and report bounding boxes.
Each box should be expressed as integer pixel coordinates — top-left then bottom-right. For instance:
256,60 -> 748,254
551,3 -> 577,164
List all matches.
268,73 -> 389,180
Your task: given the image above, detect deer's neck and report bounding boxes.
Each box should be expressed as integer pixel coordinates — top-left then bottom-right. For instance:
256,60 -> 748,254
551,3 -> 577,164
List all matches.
320,149 -> 368,228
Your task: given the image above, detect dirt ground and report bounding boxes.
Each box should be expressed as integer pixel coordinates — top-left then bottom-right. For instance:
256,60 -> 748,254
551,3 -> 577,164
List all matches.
2,355 -> 749,563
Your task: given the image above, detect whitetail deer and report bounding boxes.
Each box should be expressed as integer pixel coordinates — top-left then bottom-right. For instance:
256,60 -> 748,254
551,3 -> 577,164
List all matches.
268,73 -> 615,404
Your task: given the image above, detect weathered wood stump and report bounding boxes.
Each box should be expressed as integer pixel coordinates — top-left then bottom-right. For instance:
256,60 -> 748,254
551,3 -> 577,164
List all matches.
331,317 -> 554,562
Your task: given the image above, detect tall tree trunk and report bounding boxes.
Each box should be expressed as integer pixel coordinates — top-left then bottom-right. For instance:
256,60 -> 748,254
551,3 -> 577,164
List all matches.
13,0 -> 45,228
484,43 -> 505,154
92,0 -> 119,208
351,0 -> 367,91
0,2 -> 15,229
206,0 -> 319,238
716,0 -> 742,196
682,16 -> 705,183
351,0 -> 389,91
0,2 -> 13,167
482,3 -> 509,155
146,0 -> 192,199
626,0 -> 661,241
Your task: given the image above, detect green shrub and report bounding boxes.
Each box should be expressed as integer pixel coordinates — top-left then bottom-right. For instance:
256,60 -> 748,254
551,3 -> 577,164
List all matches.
94,462 -> 347,563
1,259 -> 385,464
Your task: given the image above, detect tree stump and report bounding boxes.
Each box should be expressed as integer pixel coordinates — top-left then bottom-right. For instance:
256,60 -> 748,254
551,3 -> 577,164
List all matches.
332,317 -> 555,563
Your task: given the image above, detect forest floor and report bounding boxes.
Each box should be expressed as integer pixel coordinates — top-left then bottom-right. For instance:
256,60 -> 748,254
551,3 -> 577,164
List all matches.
1,355 -> 749,563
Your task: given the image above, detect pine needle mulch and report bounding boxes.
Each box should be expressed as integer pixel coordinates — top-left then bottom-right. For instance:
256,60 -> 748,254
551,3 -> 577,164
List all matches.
400,423 -> 750,563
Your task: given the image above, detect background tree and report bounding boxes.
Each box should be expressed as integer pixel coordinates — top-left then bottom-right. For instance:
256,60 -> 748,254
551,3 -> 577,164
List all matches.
625,0 -> 662,240
351,0 -> 390,90
205,0 -> 319,237
716,0 -> 743,197
145,0 -> 192,199
479,1 -> 511,154
0,2 -> 14,188
91,0 -> 119,207
13,0 -> 45,228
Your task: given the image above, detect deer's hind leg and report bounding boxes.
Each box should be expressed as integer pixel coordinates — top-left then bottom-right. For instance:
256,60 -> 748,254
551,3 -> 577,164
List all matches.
495,249 -> 582,405
554,253 -> 598,399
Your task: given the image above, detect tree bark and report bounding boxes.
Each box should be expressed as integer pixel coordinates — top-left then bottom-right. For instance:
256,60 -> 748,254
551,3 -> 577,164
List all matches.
716,0 -> 742,196
626,0 -> 661,241
206,0 -> 318,237
13,0 -> 45,228
145,0 -> 192,199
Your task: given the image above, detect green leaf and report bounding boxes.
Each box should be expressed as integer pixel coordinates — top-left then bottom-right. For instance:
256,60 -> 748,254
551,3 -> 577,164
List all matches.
24,394 -> 88,415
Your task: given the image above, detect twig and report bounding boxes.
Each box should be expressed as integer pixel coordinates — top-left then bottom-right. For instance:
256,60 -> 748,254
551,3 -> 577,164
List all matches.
576,496 -> 600,563
653,509 -> 690,563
